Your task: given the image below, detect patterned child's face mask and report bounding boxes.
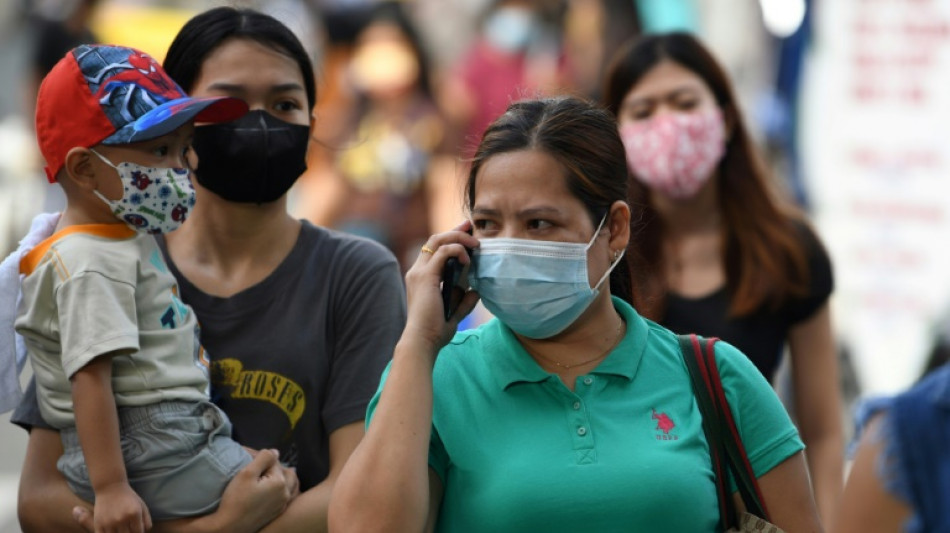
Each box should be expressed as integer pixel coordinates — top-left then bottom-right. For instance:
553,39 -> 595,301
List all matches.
620,109 -> 726,200
91,149 -> 196,234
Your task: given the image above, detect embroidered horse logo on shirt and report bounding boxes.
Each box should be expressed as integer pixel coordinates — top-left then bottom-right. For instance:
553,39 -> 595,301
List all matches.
652,408 -> 679,441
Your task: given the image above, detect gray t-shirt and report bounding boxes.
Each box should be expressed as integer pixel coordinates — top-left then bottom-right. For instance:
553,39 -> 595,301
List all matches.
14,221 -> 407,491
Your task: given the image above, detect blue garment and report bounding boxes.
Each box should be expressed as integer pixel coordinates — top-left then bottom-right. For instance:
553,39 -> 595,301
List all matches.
854,364 -> 950,532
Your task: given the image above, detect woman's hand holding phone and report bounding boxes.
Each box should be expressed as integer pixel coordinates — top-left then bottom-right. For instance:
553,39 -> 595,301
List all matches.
441,245 -> 473,320
402,221 -> 480,353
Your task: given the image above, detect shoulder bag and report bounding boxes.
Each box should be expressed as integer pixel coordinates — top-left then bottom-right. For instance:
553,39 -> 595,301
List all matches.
678,334 -> 785,533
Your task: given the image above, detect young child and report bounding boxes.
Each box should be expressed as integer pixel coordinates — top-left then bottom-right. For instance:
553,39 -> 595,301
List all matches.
15,44 -> 259,531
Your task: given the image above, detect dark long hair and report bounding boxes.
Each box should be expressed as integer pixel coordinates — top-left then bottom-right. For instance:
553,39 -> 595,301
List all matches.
163,6 -> 317,111
465,96 -> 634,300
603,32 -> 810,318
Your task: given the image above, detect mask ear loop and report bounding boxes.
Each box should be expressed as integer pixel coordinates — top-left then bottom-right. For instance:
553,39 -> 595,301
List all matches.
588,211 -> 624,291
88,149 -> 122,206
593,248 -> 625,291
585,213 -> 609,248
89,149 -> 118,169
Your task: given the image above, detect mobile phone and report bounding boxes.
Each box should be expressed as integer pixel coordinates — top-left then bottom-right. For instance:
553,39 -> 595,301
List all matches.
441,249 -> 472,321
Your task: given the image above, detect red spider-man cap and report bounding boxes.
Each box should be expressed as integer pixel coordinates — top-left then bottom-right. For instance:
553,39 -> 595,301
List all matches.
36,44 -> 248,183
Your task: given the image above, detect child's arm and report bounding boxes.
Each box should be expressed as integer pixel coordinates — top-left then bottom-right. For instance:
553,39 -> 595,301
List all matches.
71,354 -> 152,533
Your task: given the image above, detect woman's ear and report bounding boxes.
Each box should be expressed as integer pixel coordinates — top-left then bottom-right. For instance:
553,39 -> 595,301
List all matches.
62,147 -> 99,191
606,200 -> 631,255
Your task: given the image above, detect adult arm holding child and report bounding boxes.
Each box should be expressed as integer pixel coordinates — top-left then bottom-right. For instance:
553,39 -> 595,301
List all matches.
18,420 -> 296,533
251,421 -> 364,533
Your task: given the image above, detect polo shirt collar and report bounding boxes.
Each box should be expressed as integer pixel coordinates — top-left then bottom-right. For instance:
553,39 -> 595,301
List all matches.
486,321 -> 551,390
487,296 -> 650,391
591,297 -> 649,380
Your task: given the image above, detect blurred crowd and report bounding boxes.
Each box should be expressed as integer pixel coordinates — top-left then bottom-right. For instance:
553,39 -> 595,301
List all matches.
6,0 -> 950,529
3,0 -> 868,400
0,0 -> 803,268
6,0 -> 908,410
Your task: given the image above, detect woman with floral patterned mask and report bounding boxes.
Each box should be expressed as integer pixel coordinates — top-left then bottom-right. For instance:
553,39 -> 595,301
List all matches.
604,32 -> 843,527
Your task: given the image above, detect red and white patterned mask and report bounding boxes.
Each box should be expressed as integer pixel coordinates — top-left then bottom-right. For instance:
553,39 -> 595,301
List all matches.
620,109 -> 726,199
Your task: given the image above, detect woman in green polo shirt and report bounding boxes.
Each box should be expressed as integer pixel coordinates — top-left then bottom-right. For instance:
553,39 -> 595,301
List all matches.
329,96 -> 823,532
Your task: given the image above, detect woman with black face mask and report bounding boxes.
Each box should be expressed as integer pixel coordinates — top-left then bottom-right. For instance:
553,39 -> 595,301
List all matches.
14,7 -> 407,532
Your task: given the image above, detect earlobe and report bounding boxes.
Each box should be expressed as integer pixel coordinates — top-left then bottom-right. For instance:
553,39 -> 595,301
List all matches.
63,147 -> 99,191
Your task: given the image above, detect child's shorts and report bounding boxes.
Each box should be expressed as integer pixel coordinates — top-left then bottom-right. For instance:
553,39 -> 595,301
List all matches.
58,400 -> 253,520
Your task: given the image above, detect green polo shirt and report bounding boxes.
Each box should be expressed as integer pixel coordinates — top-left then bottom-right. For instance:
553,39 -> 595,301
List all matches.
367,297 -> 803,532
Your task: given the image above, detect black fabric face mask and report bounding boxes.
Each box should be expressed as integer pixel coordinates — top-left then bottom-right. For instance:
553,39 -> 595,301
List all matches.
191,110 -> 310,204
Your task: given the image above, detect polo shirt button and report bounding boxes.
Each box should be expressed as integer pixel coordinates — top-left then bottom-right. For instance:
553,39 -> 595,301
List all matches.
583,377 -> 593,385
573,401 -> 581,410
577,426 -> 587,436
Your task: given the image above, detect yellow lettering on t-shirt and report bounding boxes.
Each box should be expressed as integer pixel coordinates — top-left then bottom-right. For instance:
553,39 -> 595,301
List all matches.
212,358 -> 305,429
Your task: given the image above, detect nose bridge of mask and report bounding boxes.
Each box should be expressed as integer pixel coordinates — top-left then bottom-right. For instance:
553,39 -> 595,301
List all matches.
477,237 -> 586,258
250,111 -> 290,188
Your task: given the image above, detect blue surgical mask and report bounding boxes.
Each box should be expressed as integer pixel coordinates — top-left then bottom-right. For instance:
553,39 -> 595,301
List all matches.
469,216 -> 624,339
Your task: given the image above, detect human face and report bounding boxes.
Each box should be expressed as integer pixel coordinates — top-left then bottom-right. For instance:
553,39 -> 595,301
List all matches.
92,124 -> 194,201
190,38 -> 310,126
616,59 -> 720,128
350,22 -> 420,98
470,149 -> 613,286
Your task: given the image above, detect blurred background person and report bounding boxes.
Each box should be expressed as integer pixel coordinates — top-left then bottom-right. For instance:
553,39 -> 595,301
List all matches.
297,0 -> 643,241
836,360 -> 950,533
558,0 -> 641,101
0,0 -> 101,262
603,32 -> 843,526
296,1 -> 452,272
26,0 -> 100,137
437,0 -> 566,156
